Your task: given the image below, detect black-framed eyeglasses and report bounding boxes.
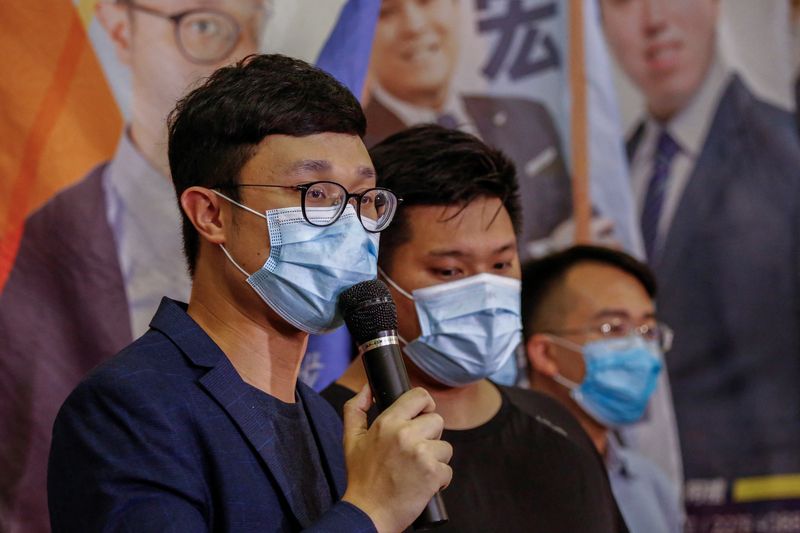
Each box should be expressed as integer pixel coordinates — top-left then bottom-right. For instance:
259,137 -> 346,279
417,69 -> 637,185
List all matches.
218,181 -> 402,233
549,318 -> 674,352
122,1 -> 241,64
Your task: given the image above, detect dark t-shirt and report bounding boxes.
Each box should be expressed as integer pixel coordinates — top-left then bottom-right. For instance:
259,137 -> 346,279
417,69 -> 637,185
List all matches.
322,383 -> 628,533
248,384 -> 334,524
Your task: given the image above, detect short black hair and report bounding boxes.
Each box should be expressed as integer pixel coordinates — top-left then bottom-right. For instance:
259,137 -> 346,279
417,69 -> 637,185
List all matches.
369,124 -> 521,271
521,245 -> 657,340
168,54 -> 366,276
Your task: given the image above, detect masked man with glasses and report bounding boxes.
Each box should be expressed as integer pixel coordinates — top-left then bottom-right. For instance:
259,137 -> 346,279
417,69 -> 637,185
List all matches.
322,125 -> 629,533
0,2 -> 269,531
48,54 -> 453,533
521,245 -> 684,533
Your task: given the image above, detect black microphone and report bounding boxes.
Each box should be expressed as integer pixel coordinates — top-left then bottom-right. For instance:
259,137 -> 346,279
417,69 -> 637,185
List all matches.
339,280 -> 448,530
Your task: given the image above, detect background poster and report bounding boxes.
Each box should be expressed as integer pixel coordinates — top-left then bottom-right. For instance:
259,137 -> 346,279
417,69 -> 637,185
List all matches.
0,1 -> 377,530
603,0 -> 800,530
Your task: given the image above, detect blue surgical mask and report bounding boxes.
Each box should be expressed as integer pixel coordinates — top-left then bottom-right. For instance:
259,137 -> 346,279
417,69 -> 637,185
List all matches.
549,334 -> 663,427
382,269 -> 522,387
216,192 -> 379,334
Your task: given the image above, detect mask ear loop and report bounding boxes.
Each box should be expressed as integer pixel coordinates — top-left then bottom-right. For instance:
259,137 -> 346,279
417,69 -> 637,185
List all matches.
377,266 -> 414,300
543,334 -> 584,391
552,373 -> 581,391
219,245 -> 250,279
212,190 -> 267,220
377,266 -> 413,346
211,190 -> 264,280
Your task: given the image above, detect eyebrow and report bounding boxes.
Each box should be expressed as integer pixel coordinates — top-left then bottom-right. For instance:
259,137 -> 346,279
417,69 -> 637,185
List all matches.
357,166 -> 376,180
591,309 -> 656,320
427,242 -> 516,258
285,160 -> 376,181
287,160 -> 332,177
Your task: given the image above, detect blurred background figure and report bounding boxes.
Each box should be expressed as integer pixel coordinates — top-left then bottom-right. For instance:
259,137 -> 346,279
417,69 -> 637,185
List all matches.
522,245 -> 684,533
600,0 -> 800,510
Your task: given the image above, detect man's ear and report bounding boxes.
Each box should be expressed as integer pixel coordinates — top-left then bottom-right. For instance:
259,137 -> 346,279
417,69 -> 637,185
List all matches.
525,333 -> 560,378
181,187 -> 227,245
96,1 -> 133,66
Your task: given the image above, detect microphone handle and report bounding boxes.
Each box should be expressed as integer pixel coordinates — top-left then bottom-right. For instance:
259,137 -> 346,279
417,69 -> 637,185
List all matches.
361,331 -> 449,530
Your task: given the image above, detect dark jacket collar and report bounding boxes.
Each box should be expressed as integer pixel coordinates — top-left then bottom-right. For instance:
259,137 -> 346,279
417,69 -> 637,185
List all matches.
148,297 -> 223,368
147,297 -> 347,528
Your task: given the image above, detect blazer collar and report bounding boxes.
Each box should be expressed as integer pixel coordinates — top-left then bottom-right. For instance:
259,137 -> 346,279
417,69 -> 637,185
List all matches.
148,297 -> 223,368
149,297 -> 346,527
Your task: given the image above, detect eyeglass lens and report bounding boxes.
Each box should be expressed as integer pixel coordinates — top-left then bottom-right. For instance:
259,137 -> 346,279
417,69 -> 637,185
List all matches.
600,320 -> 671,350
302,182 -> 397,232
177,11 -> 239,63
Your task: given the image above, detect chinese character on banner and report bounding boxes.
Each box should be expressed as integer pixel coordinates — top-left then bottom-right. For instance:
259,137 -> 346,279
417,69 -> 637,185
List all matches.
477,0 -> 560,81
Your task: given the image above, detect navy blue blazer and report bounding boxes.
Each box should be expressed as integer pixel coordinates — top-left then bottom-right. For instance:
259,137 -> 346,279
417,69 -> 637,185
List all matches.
48,298 -> 375,532
628,76 -> 800,479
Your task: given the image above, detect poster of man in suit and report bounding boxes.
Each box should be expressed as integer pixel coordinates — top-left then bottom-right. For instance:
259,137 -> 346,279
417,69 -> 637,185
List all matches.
600,0 -> 800,527
0,3 -> 270,531
363,0 -> 573,250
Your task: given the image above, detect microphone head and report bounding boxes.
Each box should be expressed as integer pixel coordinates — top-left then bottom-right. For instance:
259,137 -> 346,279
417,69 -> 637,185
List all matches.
339,279 -> 398,343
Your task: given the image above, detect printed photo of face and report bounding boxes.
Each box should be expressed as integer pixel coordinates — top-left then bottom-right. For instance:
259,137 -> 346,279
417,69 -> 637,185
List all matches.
370,0 -> 460,109
600,0 -> 720,120
97,0 -> 267,168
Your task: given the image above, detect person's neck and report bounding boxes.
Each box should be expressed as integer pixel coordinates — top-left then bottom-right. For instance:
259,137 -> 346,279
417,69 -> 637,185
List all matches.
338,355 -> 502,430
578,414 -> 609,457
129,116 -> 171,179
187,273 -> 308,403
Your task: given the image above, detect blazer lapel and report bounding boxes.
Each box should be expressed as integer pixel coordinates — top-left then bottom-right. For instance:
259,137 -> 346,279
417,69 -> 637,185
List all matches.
654,77 -> 745,283
199,363 -> 316,528
298,384 -> 348,498
150,301 -> 313,528
626,122 -> 646,162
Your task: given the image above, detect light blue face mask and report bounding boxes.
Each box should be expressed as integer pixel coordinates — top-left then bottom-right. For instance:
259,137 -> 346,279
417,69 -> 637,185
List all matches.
382,270 -> 522,387
216,192 -> 379,334
488,346 -> 520,386
549,334 -> 663,427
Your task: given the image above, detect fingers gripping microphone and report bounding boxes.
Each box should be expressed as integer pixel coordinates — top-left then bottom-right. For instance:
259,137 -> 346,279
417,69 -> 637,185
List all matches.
340,280 -> 448,530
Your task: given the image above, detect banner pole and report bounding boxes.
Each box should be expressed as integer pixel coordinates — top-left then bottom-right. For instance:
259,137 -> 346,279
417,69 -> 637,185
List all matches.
568,0 -> 591,243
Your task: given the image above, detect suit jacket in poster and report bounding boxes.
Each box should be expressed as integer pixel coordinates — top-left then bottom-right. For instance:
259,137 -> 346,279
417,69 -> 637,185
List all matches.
0,159 -> 353,532
628,76 -> 800,479
364,94 -> 572,249
48,297 -> 375,533
0,165 -> 131,532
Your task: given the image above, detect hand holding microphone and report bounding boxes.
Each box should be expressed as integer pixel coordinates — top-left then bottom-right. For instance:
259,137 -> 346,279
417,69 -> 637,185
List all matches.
339,280 -> 451,532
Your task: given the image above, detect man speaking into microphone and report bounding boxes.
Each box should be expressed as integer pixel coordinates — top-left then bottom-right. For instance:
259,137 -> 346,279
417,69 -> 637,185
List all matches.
323,125 -> 628,532
47,54 -> 452,533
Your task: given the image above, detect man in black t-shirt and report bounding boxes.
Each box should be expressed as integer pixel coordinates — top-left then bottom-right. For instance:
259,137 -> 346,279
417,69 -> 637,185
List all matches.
322,125 -> 629,532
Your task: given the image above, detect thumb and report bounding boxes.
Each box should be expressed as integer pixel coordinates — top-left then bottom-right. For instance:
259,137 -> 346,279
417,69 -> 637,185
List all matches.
342,384 -> 372,446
